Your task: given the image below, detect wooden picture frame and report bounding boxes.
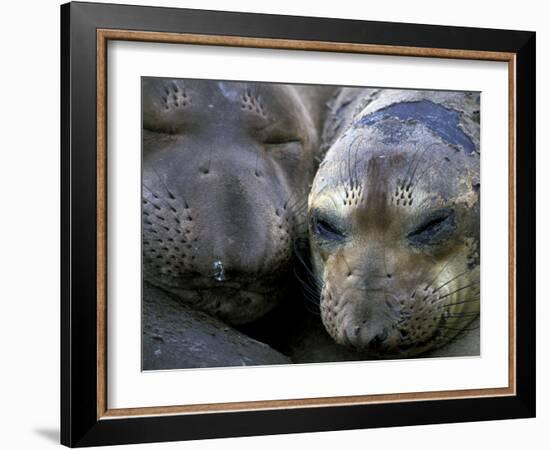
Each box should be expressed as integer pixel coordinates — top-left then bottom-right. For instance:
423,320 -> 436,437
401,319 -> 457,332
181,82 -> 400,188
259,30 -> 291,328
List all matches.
61,1 -> 535,447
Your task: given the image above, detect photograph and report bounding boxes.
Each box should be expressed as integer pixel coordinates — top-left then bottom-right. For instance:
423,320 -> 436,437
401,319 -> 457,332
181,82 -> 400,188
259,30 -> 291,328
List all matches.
141,78 -> 481,370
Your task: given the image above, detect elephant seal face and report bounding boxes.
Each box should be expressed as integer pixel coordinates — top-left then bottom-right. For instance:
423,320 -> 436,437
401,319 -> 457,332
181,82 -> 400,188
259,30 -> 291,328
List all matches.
309,89 -> 480,358
142,79 -> 322,324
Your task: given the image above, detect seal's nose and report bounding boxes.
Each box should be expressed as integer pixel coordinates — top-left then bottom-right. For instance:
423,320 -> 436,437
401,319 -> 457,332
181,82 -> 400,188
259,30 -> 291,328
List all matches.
343,323 -> 363,347
368,327 -> 390,350
344,323 -> 390,349
211,260 -> 226,282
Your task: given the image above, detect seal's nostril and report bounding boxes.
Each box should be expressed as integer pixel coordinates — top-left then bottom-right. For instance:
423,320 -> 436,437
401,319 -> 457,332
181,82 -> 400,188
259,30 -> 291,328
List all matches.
354,326 -> 361,336
370,328 -> 390,349
212,260 -> 225,282
370,335 -> 382,350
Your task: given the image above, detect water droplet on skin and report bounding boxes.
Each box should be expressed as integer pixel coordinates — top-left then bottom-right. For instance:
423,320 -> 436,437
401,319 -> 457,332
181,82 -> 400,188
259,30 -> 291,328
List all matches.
212,260 -> 225,282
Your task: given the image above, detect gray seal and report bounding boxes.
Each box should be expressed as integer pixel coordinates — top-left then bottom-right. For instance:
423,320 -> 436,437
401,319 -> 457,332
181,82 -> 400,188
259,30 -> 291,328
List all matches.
142,78 -> 332,325
308,88 -> 480,358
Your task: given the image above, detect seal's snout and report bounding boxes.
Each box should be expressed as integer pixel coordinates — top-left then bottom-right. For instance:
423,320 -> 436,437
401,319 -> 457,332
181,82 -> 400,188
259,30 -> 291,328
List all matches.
368,328 -> 391,351
343,322 -> 390,350
342,324 -> 361,347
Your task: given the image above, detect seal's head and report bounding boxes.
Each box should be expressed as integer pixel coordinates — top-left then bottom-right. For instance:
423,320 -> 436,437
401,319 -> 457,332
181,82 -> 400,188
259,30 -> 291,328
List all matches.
142,79 -> 330,324
309,89 -> 480,357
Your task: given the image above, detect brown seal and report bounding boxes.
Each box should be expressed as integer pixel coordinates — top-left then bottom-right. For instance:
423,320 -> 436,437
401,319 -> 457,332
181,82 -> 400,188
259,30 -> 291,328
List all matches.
308,88 -> 480,358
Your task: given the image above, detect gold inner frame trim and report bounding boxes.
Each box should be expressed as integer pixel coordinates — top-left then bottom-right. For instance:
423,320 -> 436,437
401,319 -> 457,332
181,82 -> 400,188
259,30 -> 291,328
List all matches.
96,28 -> 517,420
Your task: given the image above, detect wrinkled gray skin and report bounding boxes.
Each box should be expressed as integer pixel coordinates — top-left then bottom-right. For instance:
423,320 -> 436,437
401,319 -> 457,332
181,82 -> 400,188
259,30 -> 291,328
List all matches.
143,78 -> 332,326
142,79 -> 333,369
306,88 -> 480,359
143,284 -> 291,370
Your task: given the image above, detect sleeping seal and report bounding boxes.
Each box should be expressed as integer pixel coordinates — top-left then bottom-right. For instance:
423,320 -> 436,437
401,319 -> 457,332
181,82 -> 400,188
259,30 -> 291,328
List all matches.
142,78 -> 332,325
308,87 -> 480,358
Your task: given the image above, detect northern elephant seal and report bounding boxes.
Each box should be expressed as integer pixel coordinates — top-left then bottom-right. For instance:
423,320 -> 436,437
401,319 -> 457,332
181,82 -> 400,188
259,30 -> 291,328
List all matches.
142,283 -> 291,370
308,87 -> 480,358
142,78 -> 332,325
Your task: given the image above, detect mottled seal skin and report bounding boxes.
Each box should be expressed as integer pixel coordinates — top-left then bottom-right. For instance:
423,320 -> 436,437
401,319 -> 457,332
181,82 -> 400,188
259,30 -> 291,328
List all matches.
289,315 -> 479,363
308,88 -> 480,358
142,78 -> 332,325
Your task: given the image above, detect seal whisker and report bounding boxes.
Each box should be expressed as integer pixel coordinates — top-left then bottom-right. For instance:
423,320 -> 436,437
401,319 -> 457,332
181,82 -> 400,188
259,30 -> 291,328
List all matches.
439,298 -> 480,308
284,192 -> 307,213
149,165 -> 173,195
446,312 -> 480,318
382,243 -> 390,278
401,141 -> 422,188
338,157 -> 347,190
148,164 -> 187,209
285,201 -> 308,216
436,282 -> 480,301
299,287 -> 322,310
440,324 -> 480,332
423,259 -> 452,292
409,145 -> 448,192
298,287 -> 321,315
407,142 -> 439,189
432,268 -> 474,293
347,139 -> 354,189
206,146 -> 213,173
303,302 -> 321,316
142,183 -> 180,214
340,254 -> 353,277
293,268 -> 321,296
351,135 -> 365,190
402,141 -> 429,191
292,268 -> 321,316
144,174 -> 189,219
292,238 -> 324,290
298,286 -> 322,312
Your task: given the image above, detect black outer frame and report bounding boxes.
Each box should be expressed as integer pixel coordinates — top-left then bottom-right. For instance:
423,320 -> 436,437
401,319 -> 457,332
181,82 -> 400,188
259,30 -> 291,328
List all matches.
60,1 -> 536,447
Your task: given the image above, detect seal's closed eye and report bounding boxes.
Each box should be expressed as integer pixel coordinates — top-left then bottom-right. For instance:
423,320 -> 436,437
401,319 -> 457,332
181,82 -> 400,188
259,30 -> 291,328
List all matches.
407,209 -> 456,246
256,117 -> 305,149
263,137 -> 302,146
311,210 -> 346,243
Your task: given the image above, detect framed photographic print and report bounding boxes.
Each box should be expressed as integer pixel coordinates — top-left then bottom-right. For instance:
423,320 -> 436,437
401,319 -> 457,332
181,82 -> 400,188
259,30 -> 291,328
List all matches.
60,1 -> 536,447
